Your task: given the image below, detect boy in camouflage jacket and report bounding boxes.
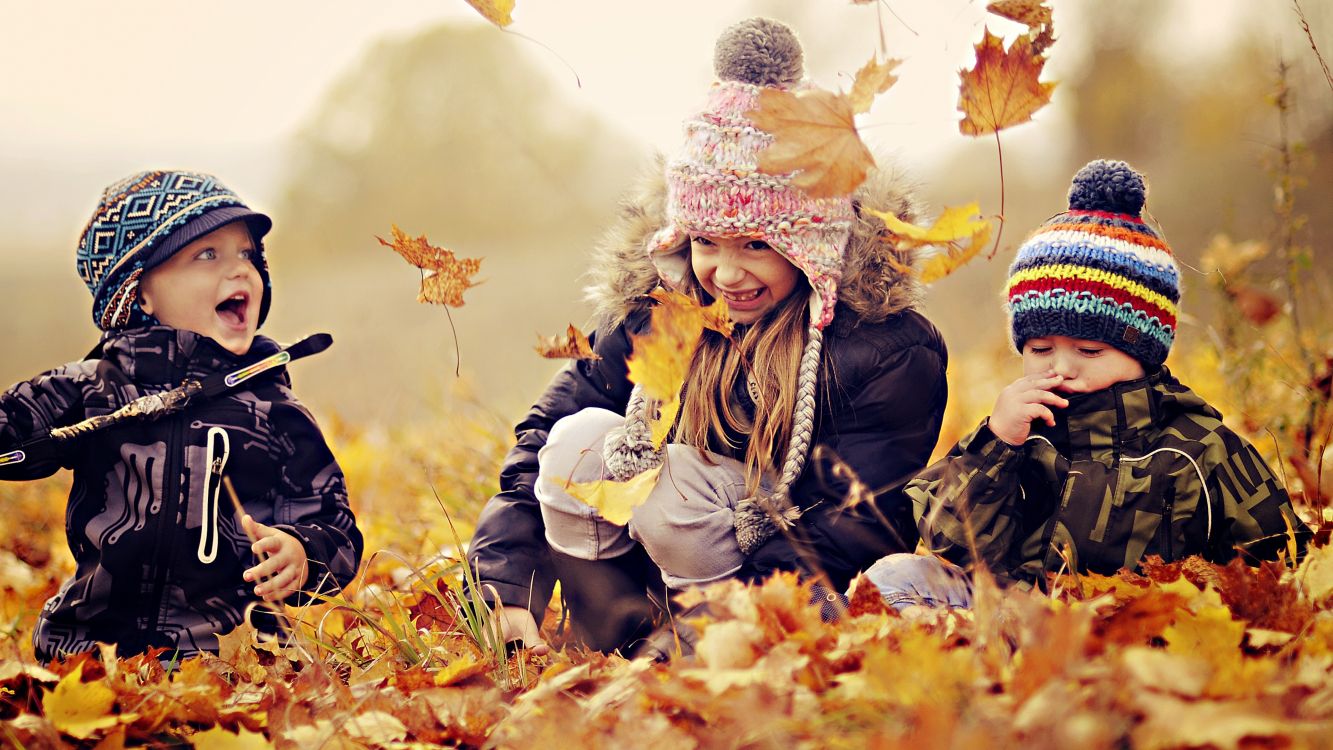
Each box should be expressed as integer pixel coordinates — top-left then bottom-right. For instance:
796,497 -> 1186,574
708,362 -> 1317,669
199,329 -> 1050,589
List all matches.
865,161 -> 1309,609
0,171 -> 363,662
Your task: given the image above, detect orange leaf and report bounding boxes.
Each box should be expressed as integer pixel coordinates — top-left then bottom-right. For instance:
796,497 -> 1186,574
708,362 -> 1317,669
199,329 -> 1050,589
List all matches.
627,289 -> 729,403
535,324 -> 601,361
958,29 -> 1056,136
750,88 -> 875,198
847,56 -> 902,114
1225,284 -> 1281,327
43,663 -> 139,740
377,225 -> 482,307
868,202 -> 993,283
987,0 -> 1054,54
464,0 -> 514,27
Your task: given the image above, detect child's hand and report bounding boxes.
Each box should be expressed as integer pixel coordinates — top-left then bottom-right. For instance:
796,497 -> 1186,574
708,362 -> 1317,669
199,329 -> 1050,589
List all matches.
241,515 -> 309,602
497,604 -> 550,657
989,371 -> 1070,446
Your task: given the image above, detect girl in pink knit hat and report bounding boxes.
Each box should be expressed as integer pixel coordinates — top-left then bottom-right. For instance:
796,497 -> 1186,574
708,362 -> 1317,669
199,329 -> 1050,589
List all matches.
467,17 -> 948,658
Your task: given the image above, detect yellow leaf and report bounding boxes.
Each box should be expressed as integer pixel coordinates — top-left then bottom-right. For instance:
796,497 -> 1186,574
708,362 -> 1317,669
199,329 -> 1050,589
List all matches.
377,224 -> 482,307
958,29 -> 1056,136
43,663 -> 138,740
626,289 -> 706,403
868,203 -> 993,284
1294,541 -> 1333,607
652,396 -> 680,448
750,87 -> 875,198
847,56 -> 902,114
535,324 -> 601,361
464,0 -> 514,27
562,464 -> 664,526
434,653 -> 490,687
343,711 -> 408,745
191,726 -> 271,750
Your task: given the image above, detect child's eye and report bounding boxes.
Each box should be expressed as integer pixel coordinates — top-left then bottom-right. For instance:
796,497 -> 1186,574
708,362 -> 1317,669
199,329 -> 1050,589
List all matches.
1078,348 -> 1104,356
691,236 -> 715,247
195,249 -> 216,260
745,240 -> 772,251
239,248 -> 254,260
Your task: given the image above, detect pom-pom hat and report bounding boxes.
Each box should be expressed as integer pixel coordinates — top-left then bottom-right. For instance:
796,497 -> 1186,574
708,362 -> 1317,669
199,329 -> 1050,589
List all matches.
1006,160 -> 1180,368
77,170 -> 273,331
647,17 -> 855,331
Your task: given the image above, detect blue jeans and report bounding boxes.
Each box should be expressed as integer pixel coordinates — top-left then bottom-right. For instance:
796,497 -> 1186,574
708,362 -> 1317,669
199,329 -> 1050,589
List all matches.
862,553 -> 974,611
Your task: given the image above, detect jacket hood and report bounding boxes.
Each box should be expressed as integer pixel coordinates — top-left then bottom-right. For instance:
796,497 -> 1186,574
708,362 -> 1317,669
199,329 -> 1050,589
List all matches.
584,155 -> 927,328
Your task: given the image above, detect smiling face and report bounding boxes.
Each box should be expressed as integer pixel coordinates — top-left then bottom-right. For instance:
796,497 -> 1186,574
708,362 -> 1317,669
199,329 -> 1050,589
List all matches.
138,221 -> 262,355
1021,335 -> 1146,394
689,234 -> 803,324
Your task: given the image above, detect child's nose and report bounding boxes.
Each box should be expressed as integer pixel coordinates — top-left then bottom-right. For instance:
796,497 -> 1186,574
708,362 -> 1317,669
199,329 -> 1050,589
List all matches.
715,256 -> 747,286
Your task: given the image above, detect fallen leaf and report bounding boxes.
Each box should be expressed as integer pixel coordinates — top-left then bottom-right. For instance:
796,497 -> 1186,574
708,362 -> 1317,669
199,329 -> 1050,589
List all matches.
848,56 -> 902,114
433,654 -> 490,687
750,87 -> 875,198
43,663 -> 138,740
464,0 -> 514,27
191,726 -> 270,750
958,29 -> 1056,136
1225,284 -> 1281,326
562,464 -> 664,526
535,324 -> 601,361
868,203 -> 993,283
377,224 -> 482,307
343,711 -> 408,745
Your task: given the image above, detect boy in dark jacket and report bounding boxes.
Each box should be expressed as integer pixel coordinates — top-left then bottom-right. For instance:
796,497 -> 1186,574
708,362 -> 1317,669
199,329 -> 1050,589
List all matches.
0,171 -> 363,663
865,160 -> 1309,610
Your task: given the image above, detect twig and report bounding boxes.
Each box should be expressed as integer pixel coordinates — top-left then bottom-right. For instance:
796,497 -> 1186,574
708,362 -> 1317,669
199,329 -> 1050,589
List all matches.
1293,0 -> 1333,96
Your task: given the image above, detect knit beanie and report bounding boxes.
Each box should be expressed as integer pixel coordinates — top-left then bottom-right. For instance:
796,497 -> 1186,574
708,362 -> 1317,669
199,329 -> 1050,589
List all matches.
77,170 -> 273,331
607,18 -> 849,555
1006,160 -> 1179,368
646,16 -> 856,331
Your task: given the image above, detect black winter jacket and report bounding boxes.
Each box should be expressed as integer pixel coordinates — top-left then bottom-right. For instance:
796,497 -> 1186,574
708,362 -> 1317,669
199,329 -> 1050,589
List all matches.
0,327 -> 363,663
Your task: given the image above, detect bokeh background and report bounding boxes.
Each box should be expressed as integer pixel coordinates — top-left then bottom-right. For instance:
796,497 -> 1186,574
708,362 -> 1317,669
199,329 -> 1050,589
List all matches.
2,0 -> 1330,436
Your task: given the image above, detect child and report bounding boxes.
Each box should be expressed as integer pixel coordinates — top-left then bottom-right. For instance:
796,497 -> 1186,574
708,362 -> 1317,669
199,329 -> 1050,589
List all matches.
468,18 -> 949,654
865,160 -> 1309,611
0,170 -> 363,663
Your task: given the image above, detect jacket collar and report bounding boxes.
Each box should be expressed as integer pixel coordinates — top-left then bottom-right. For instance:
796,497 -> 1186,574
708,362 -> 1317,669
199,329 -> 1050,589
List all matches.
99,326 -> 283,386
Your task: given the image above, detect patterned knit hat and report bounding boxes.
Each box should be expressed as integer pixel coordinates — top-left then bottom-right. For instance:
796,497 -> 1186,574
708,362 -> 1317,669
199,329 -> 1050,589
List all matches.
607,18 -> 849,556
77,170 -> 273,331
1006,160 -> 1179,368
647,17 -> 856,331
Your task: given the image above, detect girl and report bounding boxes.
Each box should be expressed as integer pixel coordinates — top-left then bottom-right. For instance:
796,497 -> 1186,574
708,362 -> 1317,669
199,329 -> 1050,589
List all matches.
467,18 -> 948,655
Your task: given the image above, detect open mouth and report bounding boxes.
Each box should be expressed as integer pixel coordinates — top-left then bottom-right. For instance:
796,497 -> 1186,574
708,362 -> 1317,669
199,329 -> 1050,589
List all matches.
719,288 -> 764,305
215,293 -> 250,329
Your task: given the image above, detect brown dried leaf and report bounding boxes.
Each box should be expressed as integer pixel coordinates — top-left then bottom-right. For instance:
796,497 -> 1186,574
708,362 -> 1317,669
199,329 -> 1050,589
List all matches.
1225,284 -> 1282,327
377,224 -> 482,307
848,56 -> 902,114
958,29 -> 1056,136
751,88 -> 875,198
987,0 -> 1052,29
536,324 -> 601,361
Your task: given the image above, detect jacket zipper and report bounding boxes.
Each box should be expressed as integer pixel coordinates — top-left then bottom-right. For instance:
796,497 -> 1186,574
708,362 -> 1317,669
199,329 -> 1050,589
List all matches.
146,360 -> 188,640
198,427 -> 230,564
1162,485 -> 1175,561
1039,468 -> 1081,572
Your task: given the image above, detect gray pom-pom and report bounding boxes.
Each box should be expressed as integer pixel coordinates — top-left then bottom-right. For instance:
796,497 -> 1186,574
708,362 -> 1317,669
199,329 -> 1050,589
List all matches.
714,17 -> 804,87
1067,159 -> 1146,215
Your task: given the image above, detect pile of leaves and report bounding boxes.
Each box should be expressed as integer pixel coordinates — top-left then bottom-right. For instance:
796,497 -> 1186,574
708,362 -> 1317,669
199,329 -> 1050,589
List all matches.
2,545 -> 1332,748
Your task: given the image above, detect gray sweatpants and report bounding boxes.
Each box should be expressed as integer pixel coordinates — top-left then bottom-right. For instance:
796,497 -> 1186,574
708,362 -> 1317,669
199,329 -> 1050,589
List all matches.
535,407 -> 761,590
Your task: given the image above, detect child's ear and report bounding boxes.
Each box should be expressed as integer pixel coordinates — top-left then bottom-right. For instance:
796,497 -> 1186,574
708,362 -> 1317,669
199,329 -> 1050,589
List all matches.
137,287 -> 154,316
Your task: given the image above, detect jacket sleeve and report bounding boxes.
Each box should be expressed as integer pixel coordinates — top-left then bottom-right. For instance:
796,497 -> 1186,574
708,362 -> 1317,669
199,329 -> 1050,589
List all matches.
910,421 -> 1028,573
1206,428 -> 1311,564
742,336 -> 948,590
0,362 -> 93,481
268,397 -> 364,601
467,311 -> 644,620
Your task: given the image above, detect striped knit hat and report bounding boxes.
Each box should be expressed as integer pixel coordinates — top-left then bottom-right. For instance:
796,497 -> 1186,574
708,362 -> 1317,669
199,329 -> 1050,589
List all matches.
1006,160 -> 1179,368
77,170 -> 273,331
607,18 -> 849,555
646,17 -> 855,331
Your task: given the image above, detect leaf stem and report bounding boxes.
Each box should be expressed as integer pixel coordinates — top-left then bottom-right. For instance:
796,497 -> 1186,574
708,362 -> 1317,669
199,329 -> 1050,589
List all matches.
988,130 -> 1006,259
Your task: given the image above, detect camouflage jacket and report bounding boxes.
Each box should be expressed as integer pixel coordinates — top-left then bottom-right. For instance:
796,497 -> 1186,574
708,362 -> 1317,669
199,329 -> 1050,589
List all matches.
0,327 -> 363,663
912,368 -> 1307,586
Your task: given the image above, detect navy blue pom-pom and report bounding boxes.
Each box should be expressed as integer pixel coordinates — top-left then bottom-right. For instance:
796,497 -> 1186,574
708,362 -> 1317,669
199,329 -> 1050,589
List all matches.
1067,160 -> 1146,215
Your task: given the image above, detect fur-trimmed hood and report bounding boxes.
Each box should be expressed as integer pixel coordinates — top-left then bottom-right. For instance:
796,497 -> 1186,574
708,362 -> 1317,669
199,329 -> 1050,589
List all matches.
585,156 -> 926,328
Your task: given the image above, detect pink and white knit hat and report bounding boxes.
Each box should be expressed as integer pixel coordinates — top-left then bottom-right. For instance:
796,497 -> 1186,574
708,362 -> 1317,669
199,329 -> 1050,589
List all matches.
648,17 -> 855,330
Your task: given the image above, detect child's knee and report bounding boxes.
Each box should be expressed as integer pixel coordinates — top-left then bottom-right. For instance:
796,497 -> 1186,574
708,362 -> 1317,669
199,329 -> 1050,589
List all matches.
537,408 -> 624,484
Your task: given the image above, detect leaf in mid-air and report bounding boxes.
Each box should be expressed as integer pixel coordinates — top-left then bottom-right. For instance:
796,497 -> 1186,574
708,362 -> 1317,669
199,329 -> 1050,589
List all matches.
867,203 -> 993,283
957,29 -> 1056,136
750,88 -> 875,198
464,0 -> 514,27
563,464 -> 664,526
847,56 -> 902,114
377,225 -> 482,307
535,324 -> 601,361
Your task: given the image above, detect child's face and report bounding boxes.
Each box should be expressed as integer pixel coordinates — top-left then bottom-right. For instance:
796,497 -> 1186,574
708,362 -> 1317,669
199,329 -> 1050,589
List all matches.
138,222 -> 263,356
689,234 -> 802,324
1021,335 -> 1146,394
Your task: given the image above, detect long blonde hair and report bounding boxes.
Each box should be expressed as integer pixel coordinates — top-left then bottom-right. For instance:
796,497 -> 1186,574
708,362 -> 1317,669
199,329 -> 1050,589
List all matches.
675,275 -> 813,498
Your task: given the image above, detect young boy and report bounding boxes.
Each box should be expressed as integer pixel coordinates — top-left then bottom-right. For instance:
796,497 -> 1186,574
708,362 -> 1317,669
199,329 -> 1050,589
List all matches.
0,170 -> 363,662
865,160 -> 1309,610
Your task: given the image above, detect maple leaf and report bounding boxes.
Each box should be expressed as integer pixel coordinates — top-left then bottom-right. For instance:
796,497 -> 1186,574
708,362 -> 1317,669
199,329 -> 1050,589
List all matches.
750,87 -> 875,198
958,29 -> 1056,136
562,464 -> 663,526
868,203 -> 993,283
847,56 -> 902,114
626,289 -> 715,403
535,324 -> 601,361
42,663 -> 139,740
191,726 -> 270,750
987,0 -> 1052,29
377,224 -> 482,307
464,0 -> 514,27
